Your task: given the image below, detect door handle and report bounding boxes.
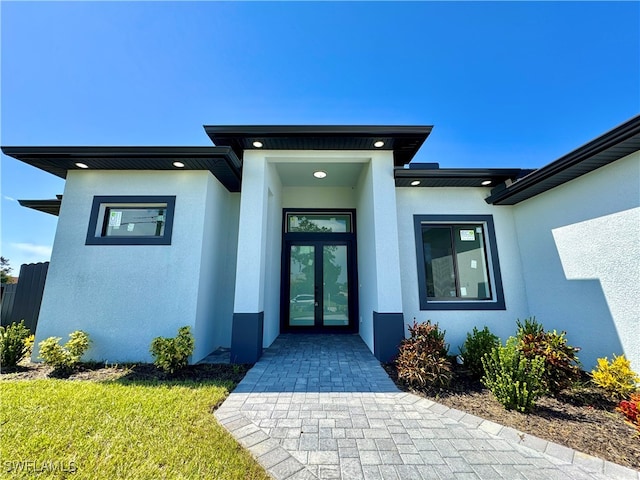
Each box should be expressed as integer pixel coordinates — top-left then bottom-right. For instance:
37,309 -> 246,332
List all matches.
315,302 -> 319,307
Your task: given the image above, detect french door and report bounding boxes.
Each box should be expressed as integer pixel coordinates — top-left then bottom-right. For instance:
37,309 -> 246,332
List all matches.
281,211 -> 358,332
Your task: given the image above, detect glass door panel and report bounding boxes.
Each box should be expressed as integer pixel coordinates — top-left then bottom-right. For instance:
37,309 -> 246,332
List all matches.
289,245 -> 315,326
323,245 -> 349,326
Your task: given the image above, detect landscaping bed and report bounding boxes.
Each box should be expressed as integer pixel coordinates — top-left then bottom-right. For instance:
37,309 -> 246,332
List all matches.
383,362 -> 640,471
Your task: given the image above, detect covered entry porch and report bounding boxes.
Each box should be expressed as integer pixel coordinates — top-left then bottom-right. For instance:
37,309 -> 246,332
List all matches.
208,126 -> 430,364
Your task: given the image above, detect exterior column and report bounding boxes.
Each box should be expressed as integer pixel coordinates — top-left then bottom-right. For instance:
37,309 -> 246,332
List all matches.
230,152 -> 268,363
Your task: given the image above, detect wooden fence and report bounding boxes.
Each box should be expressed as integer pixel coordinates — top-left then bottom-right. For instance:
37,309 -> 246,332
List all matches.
0,262 -> 49,333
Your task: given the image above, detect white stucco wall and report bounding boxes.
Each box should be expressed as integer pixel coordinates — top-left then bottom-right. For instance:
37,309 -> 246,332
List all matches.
355,152 -> 405,351
192,177 -> 239,361
396,187 -> 530,353
282,186 -> 357,208
355,162 -> 377,351
233,152 -> 283,348
35,170 -> 236,363
514,151 -> 640,370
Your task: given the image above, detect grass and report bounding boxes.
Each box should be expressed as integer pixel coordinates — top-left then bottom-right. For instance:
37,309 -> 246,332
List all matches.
1,378 -> 270,479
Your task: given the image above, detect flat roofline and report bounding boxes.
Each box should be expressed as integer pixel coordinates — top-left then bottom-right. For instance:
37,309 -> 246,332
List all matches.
204,125 -> 433,167
1,146 -> 242,192
485,114 -> 640,205
395,167 -> 531,188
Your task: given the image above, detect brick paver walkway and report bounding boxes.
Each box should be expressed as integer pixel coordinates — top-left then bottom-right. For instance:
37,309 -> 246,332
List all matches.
214,334 -> 639,480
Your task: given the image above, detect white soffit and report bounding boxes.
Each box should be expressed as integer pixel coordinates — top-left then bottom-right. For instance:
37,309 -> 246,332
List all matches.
274,162 -> 365,187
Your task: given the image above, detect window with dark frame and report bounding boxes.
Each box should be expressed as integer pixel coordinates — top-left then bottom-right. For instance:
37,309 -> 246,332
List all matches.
86,196 -> 176,246
414,215 -> 505,311
102,207 -> 167,238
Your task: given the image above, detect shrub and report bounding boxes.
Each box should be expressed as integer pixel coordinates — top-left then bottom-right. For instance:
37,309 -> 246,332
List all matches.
0,320 -> 31,370
590,354 -> 640,400
481,337 -> 546,413
38,330 -> 91,372
515,317 -> 581,396
459,326 -> 500,379
396,320 -> 452,389
617,393 -> 640,433
24,334 -> 35,358
150,326 -> 195,374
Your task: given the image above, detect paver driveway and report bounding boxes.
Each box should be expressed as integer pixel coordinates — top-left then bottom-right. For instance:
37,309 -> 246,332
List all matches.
215,334 -> 639,480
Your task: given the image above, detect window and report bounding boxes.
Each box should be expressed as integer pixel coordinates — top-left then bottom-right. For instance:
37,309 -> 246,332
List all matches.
86,196 -> 176,245
414,215 -> 505,310
286,213 -> 353,233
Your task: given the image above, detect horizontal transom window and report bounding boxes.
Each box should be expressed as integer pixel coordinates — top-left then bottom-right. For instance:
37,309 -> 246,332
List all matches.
86,196 -> 176,245
286,213 -> 352,233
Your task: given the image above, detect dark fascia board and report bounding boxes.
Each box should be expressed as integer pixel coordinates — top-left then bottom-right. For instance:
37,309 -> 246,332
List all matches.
395,167 -> 529,188
18,199 -> 61,216
485,115 -> 640,205
204,125 -> 433,167
1,146 -> 242,192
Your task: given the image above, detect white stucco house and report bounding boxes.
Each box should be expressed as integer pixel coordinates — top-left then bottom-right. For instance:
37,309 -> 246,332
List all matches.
3,116 -> 639,369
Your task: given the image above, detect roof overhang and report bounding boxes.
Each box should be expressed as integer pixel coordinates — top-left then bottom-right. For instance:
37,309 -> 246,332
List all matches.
204,125 -> 433,167
1,146 -> 242,192
395,164 -> 530,188
18,198 -> 62,216
485,115 -> 640,205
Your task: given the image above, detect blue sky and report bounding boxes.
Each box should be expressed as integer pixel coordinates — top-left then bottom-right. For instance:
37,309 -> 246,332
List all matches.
1,1 -> 638,273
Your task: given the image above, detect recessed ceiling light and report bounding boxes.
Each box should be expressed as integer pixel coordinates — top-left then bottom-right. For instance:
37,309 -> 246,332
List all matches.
75,162 -> 89,169
173,161 -> 185,168
410,180 -> 421,186
373,141 -> 385,148
313,170 -> 327,179
481,180 -> 492,186
252,141 -> 263,148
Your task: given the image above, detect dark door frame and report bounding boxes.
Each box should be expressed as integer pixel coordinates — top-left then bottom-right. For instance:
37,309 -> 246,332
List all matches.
280,209 -> 359,333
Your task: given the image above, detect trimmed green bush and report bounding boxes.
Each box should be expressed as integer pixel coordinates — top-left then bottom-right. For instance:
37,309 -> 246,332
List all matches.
38,330 -> 91,372
481,337 -> 546,413
591,354 -> 640,400
150,326 -> 195,374
396,320 -> 452,389
459,326 -> 500,379
516,317 -> 581,395
0,320 -> 31,370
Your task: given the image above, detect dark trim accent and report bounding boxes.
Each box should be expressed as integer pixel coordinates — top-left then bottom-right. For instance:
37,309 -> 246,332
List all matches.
413,214 -> 506,311
85,196 -> 175,246
395,167 -> 531,188
485,115 -> 640,205
1,146 -> 242,192
204,125 -> 433,167
373,312 -> 405,363
280,209 -> 359,333
230,312 -> 264,364
18,199 -> 61,216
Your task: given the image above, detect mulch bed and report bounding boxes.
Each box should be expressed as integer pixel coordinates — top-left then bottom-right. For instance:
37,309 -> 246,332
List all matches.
382,363 -> 640,470
0,361 -> 251,384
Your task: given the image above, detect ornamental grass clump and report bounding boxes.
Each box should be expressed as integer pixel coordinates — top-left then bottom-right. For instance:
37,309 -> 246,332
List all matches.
150,326 -> 195,374
459,326 -> 500,379
481,337 -> 546,413
0,320 -> 31,371
396,320 -> 452,390
590,354 -> 640,400
516,317 -> 581,396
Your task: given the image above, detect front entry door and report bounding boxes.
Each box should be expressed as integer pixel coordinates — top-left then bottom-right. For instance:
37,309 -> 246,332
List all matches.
281,211 -> 358,332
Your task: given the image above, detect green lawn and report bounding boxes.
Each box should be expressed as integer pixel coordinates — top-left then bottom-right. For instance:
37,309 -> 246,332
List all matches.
1,379 -> 270,479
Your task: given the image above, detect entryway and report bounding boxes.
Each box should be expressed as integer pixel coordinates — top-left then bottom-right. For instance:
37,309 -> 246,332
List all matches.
280,210 -> 358,333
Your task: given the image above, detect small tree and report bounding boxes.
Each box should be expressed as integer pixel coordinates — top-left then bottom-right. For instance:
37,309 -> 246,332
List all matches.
1,257 -> 14,284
